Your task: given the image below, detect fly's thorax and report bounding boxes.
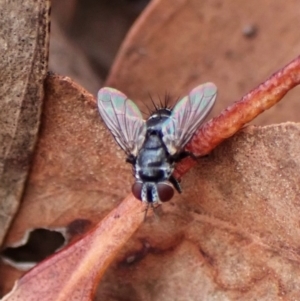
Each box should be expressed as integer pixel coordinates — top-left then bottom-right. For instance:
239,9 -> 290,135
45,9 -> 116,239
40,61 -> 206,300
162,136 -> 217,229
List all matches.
135,132 -> 174,182
137,146 -> 167,167
135,162 -> 174,183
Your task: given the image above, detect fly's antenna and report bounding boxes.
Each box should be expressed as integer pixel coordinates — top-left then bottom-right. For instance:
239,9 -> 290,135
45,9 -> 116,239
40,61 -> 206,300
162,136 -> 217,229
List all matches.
142,202 -> 160,221
143,203 -> 150,221
152,203 -> 160,221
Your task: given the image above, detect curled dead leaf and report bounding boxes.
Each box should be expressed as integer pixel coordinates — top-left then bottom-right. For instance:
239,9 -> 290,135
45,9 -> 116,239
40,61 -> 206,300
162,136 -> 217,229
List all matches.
0,0 -> 50,245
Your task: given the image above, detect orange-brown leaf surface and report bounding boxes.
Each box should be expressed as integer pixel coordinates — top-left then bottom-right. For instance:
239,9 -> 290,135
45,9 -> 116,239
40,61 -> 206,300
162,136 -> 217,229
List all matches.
107,0 -> 300,125
4,94 -> 300,300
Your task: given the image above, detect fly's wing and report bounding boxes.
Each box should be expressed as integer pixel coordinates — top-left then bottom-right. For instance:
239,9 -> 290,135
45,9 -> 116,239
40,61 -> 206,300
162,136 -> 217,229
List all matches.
97,87 -> 146,157
162,83 -> 217,155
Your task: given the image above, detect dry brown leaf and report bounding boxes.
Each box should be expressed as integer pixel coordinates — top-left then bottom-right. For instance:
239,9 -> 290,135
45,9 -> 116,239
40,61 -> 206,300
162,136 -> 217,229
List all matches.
107,0 -> 300,125
94,123 -> 300,301
3,122 -> 300,300
0,0 -> 50,245
1,194 -> 144,301
175,56 -> 300,178
2,0 -> 300,300
0,73 -> 139,296
49,19 -> 102,95
2,74 -> 134,247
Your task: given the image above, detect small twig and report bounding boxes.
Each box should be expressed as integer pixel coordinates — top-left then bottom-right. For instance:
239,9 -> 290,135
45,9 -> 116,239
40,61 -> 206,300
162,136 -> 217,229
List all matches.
174,55 -> 300,178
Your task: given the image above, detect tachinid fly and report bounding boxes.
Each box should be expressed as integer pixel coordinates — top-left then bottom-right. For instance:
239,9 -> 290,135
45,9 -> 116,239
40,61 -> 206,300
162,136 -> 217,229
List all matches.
97,83 -> 217,209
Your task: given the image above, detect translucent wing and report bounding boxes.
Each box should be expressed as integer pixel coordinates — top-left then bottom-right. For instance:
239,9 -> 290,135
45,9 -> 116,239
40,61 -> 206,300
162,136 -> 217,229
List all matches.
162,83 -> 217,155
97,87 -> 146,157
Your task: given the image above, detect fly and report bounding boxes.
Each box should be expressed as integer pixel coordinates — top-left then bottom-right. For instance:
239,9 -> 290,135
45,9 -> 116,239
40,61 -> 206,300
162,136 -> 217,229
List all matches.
97,83 -> 217,212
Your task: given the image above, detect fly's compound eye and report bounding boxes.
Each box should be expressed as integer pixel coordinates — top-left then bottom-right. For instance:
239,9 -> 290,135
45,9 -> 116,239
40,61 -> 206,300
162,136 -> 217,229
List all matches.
157,182 -> 174,202
132,181 -> 174,202
132,182 -> 143,201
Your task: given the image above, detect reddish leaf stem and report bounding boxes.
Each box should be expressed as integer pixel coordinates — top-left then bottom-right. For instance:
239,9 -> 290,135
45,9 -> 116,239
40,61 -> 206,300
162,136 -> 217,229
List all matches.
175,55 -> 300,178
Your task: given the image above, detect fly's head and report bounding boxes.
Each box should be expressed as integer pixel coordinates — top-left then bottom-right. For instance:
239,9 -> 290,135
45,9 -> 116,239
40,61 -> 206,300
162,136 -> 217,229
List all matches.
132,181 -> 174,204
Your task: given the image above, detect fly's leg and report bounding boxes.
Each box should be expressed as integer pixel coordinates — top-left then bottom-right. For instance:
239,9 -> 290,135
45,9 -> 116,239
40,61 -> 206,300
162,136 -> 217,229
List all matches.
172,151 -> 197,162
169,152 -> 211,194
173,151 -> 211,162
126,154 -> 136,165
169,175 -> 182,193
